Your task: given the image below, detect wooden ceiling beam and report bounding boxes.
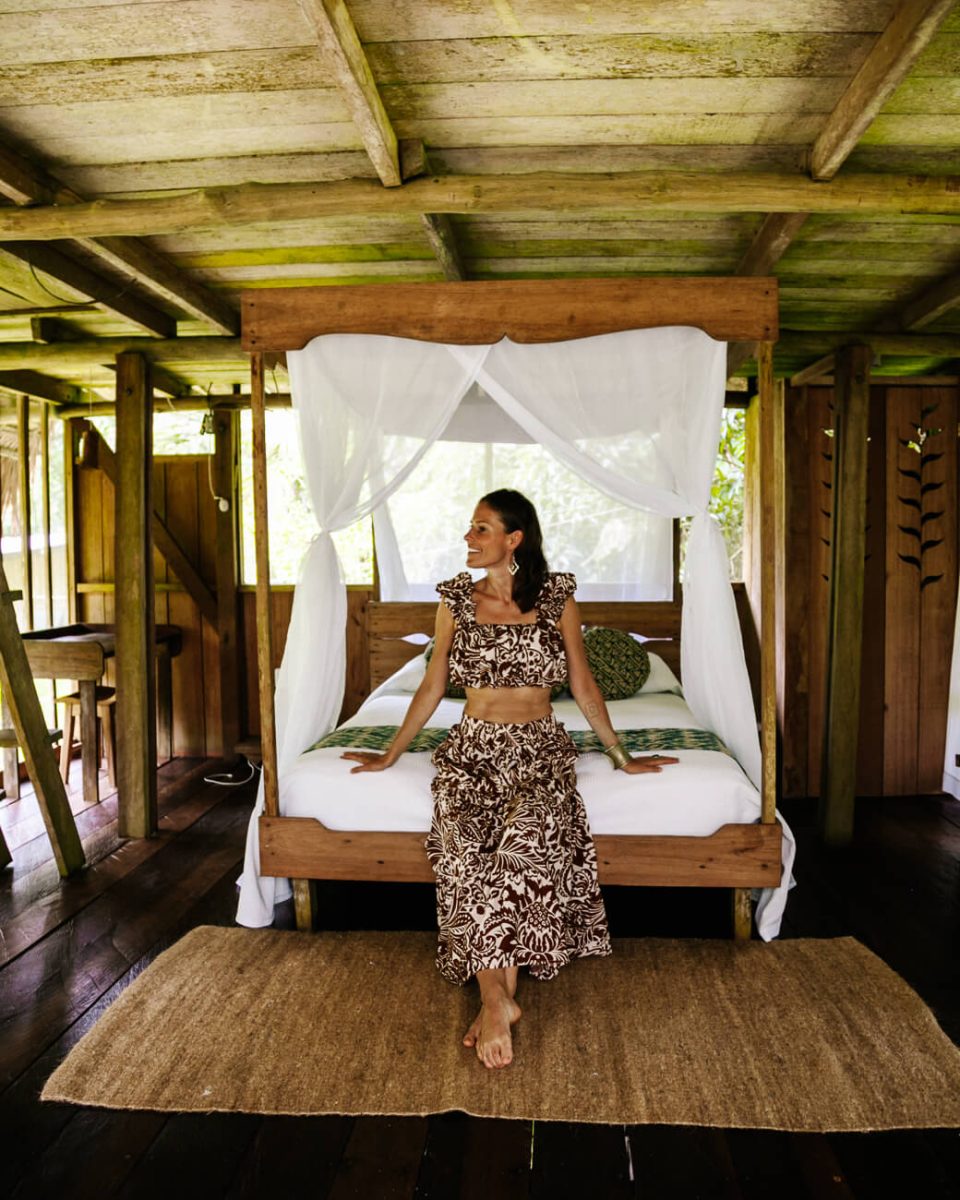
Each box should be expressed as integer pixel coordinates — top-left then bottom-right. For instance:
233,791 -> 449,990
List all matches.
2,241 -> 176,338
735,213 -> 810,277
2,173 -> 958,241
0,370 -> 81,406
790,354 -> 836,387
0,140 -> 238,335
809,0 -> 957,181
0,336 -> 242,369
297,0 -> 400,187
779,331 -> 960,358
901,270 -> 960,330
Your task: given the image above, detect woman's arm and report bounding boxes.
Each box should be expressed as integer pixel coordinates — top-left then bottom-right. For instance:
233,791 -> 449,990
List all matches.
342,602 -> 455,773
559,598 -> 677,776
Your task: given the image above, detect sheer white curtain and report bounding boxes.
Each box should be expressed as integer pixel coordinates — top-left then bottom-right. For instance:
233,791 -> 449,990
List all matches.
474,330 -> 761,786
236,335 -> 487,926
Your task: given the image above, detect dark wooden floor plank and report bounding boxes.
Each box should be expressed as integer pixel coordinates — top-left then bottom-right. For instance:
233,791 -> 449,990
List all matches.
2,854 -> 249,1186
113,1112 -> 262,1200
225,1115 -> 355,1200
0,789 -> 252,1088
531,1120 -> 632,1198
627,1125 -> 742,1199
327,1116 -> 429,1200
457,1117 -> 531,1200
724,1130 -> 808,1200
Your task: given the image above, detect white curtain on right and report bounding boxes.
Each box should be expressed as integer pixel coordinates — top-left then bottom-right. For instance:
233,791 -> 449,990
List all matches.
473,328 -> 761,787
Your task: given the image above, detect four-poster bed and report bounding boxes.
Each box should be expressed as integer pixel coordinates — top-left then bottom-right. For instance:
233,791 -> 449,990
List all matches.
238,278 -> 785,940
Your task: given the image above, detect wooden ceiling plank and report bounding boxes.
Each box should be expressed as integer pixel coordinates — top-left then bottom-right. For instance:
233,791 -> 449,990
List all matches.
0,139 -> 239,335
297,0 -> 400,187
3,173 -> 960,240
1,241 -> 176,338
809,0 -> 958,181
901,269 -> 960,328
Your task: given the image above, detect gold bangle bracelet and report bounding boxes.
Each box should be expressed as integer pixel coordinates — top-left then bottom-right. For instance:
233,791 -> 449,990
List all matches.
603,739 -> 631,770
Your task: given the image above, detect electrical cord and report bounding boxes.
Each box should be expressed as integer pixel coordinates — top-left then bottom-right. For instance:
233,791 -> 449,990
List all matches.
203,756 -> 260,787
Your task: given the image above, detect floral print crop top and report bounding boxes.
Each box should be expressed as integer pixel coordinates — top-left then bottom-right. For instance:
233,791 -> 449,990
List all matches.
436,571 -> 576,689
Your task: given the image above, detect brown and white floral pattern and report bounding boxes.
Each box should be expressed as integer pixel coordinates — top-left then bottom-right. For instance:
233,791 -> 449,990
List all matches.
427,715 -> 611,985
436,571 -> 576,689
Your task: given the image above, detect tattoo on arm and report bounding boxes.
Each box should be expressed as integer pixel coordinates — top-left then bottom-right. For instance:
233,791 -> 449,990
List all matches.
585,701 -> 600,719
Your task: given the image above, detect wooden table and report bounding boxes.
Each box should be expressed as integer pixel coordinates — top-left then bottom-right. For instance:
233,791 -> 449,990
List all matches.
15,623 -> 182,807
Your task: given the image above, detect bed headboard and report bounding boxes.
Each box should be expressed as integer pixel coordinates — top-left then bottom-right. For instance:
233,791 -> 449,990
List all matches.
367,600 -> 682,690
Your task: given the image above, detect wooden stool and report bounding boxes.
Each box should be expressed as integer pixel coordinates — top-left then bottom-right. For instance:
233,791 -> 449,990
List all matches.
56,687 -> 117,788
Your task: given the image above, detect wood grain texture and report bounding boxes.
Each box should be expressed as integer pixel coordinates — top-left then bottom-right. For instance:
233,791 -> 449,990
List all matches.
0,559 -> 83,876
810,0 -> 958,180
781,386 -> 810,798
259,816 -> 781,887
214,411 -> 241,759
250,353 -> 279,817
298,0 -> 401,186
242,278 -> 778,350
757,344 -> 779,824
820,346 -> 872,843
4,174 -> 960,242
114,351 -> 157,837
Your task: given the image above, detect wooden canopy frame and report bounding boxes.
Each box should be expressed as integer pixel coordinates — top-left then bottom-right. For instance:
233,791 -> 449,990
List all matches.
242,277 -> 781,937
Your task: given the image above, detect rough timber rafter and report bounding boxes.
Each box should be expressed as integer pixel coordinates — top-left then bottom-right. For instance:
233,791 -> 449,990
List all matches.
0,337 -> 242,369
901,270 -> 960,329
0,140 -> 238,335
809,0 -> 958,181
297,0 -> 400,187
2,173 -> 960,242
2,241 -> 175,339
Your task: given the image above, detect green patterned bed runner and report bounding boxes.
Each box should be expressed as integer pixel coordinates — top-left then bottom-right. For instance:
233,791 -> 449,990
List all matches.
310,725 -> 729,756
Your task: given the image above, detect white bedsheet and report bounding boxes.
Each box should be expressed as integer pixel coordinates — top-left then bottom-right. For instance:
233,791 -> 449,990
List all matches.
275,688 -> 795,940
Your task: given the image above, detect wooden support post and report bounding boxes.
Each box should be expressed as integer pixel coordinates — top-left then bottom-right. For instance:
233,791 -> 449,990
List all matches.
40,401 -> 53,626
292,878 -> 317,931
0,557 -> 84,875
17,395 -> 33,630
214,409 -> 241,760
757,342 -> 779,825
64,418 -> 78,623
251,353 -> 279,818
732,888 -> 753,941
820,344 -> 872,845
114,352 -> 157,838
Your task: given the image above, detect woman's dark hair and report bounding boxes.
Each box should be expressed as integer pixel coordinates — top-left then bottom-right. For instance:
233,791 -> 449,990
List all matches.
480,488 -> 549,612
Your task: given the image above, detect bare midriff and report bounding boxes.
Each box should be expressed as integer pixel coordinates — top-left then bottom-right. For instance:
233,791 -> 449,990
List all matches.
463,685 -> 553,724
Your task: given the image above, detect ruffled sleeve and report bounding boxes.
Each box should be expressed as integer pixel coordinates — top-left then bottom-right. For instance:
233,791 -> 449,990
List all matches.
436,573 -> 473,621
539,572 -> 577,623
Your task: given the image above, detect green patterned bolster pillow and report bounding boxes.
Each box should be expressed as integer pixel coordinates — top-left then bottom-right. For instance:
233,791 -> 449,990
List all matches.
311,725 -> 728,756
582,626 -> 651,700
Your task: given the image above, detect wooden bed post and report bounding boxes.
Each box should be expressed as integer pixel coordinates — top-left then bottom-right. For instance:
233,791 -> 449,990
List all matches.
819,343 -> 872,846
250,353 -> 312,925
733,340 -> 781,940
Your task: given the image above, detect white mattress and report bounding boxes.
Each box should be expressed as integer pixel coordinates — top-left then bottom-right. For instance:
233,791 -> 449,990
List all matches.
278,683 -> 796,940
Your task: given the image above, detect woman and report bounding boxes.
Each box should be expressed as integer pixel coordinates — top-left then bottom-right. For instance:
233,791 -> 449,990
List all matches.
343,489 -> 677,1069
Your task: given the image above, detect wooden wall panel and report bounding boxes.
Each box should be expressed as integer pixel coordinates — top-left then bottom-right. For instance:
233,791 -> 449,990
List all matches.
782,382 -> 959,799
164,459 -> 205,756
915,388 -> 958,794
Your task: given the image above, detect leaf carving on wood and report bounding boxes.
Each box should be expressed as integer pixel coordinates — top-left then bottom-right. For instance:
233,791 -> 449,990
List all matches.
898,467 -> 921,482
920,481 -> 944,496
898,525 -> 921,540
921,510 -> 944,525
898,496 -> 921,510
899,553 -> 921,569
921,538 -> 943,554
921,452 -> 943,467
921,574 -> 944,590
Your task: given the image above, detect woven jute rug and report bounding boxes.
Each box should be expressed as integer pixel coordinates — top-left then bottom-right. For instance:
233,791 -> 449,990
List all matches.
42,927 -> 960,1131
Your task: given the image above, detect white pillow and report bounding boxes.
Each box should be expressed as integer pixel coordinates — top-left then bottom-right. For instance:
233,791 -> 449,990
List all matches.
371,651 -> 427,698
637,650 -> 683,695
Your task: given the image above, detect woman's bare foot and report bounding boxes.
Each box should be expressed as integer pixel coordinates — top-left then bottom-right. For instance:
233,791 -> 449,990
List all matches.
474,991 -> 522,1069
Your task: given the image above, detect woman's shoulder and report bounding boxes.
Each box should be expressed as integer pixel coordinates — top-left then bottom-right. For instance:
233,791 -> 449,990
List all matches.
539,571 -> 577,620
436,572 -> 474,609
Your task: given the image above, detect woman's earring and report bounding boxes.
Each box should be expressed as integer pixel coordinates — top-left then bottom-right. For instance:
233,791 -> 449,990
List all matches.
508,554 -> 520,576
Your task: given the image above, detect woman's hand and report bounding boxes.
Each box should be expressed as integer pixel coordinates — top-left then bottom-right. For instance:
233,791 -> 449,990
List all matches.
621,753 -> 679,775
341,751 -> 396,774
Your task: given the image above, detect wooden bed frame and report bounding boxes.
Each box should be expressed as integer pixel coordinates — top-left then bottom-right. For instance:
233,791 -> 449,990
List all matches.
243,278 -> 782,940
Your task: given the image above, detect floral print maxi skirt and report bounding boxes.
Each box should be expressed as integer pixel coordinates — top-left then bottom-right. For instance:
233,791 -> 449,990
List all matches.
426,712 -> 612,985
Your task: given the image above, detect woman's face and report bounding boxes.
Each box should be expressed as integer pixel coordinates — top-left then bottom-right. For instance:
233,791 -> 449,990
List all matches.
464,502 -> 520,569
